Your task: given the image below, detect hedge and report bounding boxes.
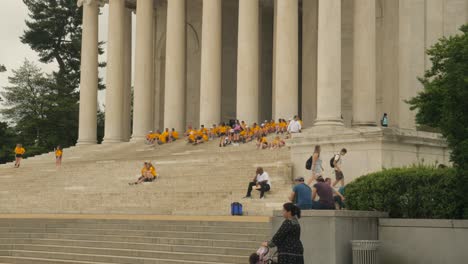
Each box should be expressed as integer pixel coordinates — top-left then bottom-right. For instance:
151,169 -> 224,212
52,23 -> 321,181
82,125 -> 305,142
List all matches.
345,166 -> 464,219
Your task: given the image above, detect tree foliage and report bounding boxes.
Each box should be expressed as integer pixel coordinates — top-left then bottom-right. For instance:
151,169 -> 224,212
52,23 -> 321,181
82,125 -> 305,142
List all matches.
345,167 -> 463,219
0,0 -> 106,161
1,60 -> 54,148
409,24 -> 468,170
408,24 -> 468,217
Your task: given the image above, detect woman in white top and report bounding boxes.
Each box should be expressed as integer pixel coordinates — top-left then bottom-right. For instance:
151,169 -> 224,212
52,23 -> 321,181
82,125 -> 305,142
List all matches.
307,145 -> 324,185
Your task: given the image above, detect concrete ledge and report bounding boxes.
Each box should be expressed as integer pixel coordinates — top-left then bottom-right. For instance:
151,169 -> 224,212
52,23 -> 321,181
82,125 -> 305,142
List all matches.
271,210 -> 387,264
379,218 -> 467,228
0,214 -> 271,223
273,209 -> 388,218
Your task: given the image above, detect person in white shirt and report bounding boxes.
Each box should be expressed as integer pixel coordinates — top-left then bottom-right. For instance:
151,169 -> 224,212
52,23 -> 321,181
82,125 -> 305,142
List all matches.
287,116 -> 302,134
243,167 -> 271,199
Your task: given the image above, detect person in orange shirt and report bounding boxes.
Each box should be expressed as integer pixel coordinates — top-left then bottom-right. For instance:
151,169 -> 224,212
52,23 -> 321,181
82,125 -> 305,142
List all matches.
129,162 -> 157,185
14,144 -> 26,168
170,128 -> 179,141
54,145 -> 63,167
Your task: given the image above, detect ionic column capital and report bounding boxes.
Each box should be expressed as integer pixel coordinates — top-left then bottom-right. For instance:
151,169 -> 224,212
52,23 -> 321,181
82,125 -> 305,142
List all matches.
77,0 -> 105,7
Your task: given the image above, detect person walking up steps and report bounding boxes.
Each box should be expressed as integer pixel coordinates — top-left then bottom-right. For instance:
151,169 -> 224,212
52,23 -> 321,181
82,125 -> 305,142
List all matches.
332,148 -> 347,187
307,145 -> 324,185
14,144 -> 26,168
55,146 -> 63,167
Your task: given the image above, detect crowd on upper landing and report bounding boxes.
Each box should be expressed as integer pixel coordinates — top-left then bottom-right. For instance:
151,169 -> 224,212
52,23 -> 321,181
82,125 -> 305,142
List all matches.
144,115 -> 302,148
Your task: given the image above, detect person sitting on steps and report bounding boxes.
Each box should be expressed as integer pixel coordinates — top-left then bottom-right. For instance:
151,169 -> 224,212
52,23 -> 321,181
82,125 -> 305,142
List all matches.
129,162 -> 157,185
243,167 -> 271,199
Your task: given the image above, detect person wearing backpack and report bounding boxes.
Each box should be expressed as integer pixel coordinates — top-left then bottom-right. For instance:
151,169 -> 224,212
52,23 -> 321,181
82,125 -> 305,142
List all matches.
331,148 -> 347,187
306,145 -> 324,185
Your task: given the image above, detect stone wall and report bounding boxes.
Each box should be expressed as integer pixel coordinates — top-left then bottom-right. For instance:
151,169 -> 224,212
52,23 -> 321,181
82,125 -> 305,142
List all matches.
271,210 -> 387,264
379,218 -> 468,264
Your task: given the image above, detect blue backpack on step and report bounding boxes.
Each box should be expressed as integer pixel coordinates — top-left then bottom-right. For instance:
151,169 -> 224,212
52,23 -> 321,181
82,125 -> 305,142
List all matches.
231,202 -> 243,216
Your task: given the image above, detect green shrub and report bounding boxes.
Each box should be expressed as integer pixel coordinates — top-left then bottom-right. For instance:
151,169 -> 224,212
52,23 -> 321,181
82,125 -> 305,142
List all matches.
345,166 -> 464,219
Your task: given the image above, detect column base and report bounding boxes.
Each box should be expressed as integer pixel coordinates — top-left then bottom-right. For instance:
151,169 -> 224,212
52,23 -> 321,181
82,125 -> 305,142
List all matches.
76,139 -> 97,146
130,136 -> 147,143
352,121 -> 377,127
102,138 -> 124,144
314,118 -> 344,127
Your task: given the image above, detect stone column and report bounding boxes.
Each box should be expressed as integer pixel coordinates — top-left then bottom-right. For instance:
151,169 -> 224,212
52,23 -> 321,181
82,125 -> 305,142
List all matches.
315,0 -> 343,126
273,0 -> 298,120
122,8 -> 132,141
103,0 -> 126,143
199,0 -> 222,126
131,0 -> 155,141
352,0 -> 376,126
164,0 -> 186,131
236,0 -> 259,124
77,0 -> 99,145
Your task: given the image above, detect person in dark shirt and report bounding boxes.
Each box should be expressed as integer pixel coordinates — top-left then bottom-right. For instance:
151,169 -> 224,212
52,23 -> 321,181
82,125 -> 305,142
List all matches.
262,203 -> 304,264
312,176 -> 335,209
289,177 -> 313,210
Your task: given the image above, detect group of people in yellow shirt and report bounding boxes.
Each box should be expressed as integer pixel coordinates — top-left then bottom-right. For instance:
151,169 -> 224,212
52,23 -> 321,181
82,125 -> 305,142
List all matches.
183,119 -> 293,148
145,128 -> 179,145
14,144 -> 63,168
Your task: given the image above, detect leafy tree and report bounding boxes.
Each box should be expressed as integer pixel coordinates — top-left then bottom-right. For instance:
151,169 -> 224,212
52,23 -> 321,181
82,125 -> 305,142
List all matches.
0,59 -> 53,149
20,0 -> 104,148
0,64 -> 6,72
0,121 -> 17,164
409,24 -> 468,217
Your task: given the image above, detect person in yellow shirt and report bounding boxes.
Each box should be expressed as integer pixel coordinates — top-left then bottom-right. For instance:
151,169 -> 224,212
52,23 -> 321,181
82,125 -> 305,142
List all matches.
130,162 -> 157,185
188,130 -> 196,144
54,145 -> 63,167
158,129 -> 170,144
14,144 -> 26,168
270,136 -> 286,150
269,120 -> 277,133
184,125 -> 194,137
171,128 -> 179,141
256,135 -> 269,149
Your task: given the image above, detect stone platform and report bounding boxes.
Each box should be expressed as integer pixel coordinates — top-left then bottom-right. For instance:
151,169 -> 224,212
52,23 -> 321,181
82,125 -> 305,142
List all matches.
290,126 -> 449,182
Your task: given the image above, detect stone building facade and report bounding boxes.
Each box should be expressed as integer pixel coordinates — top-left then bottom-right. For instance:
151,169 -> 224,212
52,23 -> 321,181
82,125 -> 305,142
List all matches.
76,0 -> 467,151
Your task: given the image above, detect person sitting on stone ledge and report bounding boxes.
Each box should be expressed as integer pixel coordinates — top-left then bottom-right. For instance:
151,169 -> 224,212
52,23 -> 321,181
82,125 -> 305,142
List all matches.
325,177 -> 346,209
129,162 -> 158,185
157,129 -> 169,145
243,167 -> 271,199
311,176 -> 336,209
286,115 -> 302,137
289,177 -> 313,210
145,131 -> 157,145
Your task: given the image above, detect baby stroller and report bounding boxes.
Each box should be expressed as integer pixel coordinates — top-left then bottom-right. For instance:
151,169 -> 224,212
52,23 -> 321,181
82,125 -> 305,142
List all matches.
249,246 -> 278,264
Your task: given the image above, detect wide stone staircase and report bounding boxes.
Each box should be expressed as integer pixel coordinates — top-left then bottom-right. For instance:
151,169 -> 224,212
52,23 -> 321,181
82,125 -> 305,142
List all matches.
0,137 -> 292,215
0,216 -> 270,264
0,138 -> 291,263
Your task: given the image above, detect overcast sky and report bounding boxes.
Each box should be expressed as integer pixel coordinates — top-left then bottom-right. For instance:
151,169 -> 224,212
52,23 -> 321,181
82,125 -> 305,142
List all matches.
0,0 -> 127,112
